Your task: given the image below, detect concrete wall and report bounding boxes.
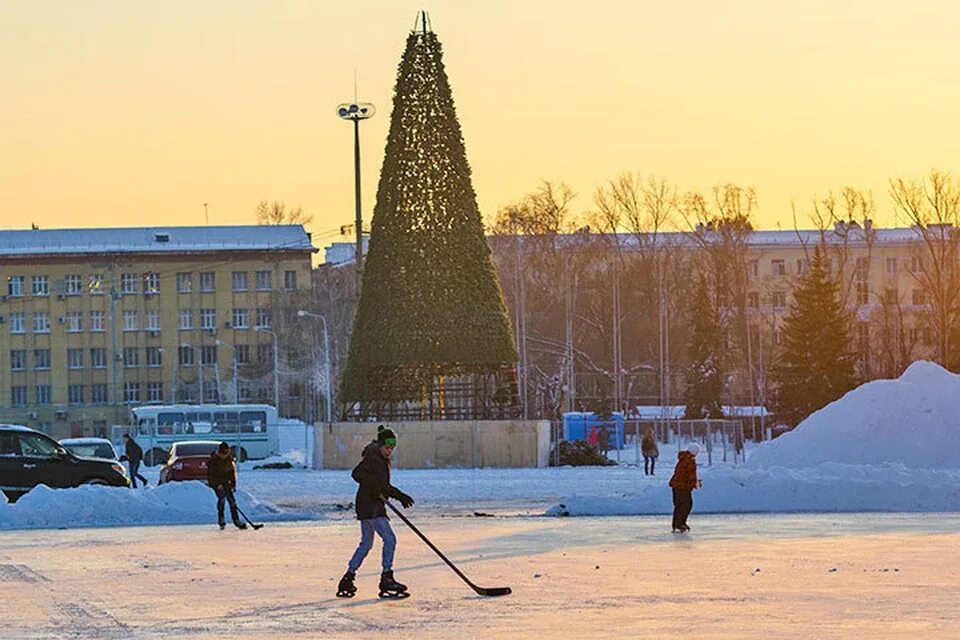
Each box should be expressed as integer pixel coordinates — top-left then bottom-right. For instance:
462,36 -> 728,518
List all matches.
314,420 -> 551,469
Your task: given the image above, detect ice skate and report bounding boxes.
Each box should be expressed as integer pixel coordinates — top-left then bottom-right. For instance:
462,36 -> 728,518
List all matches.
336,571 -> 357,598
378,570 -> 410,599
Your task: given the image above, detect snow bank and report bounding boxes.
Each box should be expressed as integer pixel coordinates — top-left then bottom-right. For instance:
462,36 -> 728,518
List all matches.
0,481 -> 317,531
749,361 -> 960,470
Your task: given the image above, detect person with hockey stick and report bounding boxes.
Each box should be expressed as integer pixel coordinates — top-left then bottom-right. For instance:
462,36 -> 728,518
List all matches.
121,433 -> 149,488
337,427 -> 415,599
669,442 -> 702,532
206,441 -> 247,530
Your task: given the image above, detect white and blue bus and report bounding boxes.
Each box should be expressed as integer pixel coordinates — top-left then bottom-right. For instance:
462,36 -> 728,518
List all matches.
112,404 -> 280,465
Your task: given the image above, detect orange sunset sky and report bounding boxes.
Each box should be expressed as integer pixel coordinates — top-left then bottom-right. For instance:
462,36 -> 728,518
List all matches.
2,1 -> 959,256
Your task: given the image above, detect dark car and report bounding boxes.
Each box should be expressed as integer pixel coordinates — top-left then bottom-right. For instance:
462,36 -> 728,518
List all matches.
158,441 -> 222,485
0,425 -> 130,502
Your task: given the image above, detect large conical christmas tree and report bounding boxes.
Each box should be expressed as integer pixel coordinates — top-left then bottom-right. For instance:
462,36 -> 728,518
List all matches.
683,275 -> 724,419
341,16 -> 518,419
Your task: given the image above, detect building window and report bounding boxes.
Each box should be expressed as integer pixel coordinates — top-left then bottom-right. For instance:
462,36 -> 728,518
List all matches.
238,382 -> 253,402
68,384 -> 85,406
747,292 -> 759,308
123,383 -> 140,404
123,347 -> 140,368
232,308 -> 249,329
178,310 -> 193,330
121,273 -> 138,294
284,270 -> 297,290
855,257 -> 869,282
178,346 -> 195,366
31,275 -> 49,296
200,272 -> 216,292
772,260 -> 786,277
35,385 -> 52,406
883,287 -> 898,305
146,346 -> 162,367
33,312 -> 50,333
145,310 -> 160,332
886,257 -> 898,274
34,349 -> 51,370
88,274 -> 104,294
67,348 -> 84,369
856,282 -> 869,306
772,291 -> 787,309
8,275 -> 24,297
255,308 -> 271,329
909,256 -> 921,273
176,272 -> 193,293
201,345 -> 218,365
90,348 -> 107,369
11,386 -> 28,407
123,310 -> 138,331
909,327 -> 921,343
912,289 -> 926,306
10,349 -> 26,371
147,382 -> 164,403
235,344 -> 250,364
90,310 -> 105,332
255,270 -> 272,291
796,259 -> 808,275
200,309 -> 216,330
64,274 -> 83,295
10,313 -> 25,334
203,387 -> 220,403
232,271 -> 248,292
66,311 -> 83,333
774,330 -> 783,346
143,272 -> 160,295
747,260 -> 759,278
91,384 -> 108,405
258,343 -> 273,365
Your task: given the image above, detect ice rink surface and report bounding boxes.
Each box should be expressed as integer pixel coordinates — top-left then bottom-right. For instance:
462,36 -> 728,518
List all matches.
1,512 -> 958,639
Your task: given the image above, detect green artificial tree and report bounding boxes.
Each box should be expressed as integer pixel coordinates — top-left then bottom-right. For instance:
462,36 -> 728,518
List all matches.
683,274 -> 725,419
773,245 -> 857,426
341,17 -> 518,419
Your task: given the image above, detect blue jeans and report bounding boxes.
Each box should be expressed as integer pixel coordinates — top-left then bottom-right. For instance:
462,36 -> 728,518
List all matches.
348,517 -> 396,573
128,459 -> 148,488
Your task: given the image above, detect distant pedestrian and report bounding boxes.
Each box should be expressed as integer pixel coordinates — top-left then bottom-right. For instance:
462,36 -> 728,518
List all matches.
337,427 -> 415,599
207,442 -> 246,530
122,434 -> 149,488
669,442 -> 702,532
641,426 -> 659,475
597,425 -> 611,459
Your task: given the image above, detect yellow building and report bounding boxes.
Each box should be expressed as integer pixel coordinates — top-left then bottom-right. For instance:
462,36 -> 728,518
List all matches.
0,225 -> 314,438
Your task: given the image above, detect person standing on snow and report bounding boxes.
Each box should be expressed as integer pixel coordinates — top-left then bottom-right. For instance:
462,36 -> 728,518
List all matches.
337,427 -> 415,599
641,426 -> 659,475
206,442 -> 247,530
669,442 -> 702,532
122,433 -> 149,488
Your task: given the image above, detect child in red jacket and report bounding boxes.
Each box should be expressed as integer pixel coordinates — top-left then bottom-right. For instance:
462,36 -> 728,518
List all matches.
669,442 -> 702,532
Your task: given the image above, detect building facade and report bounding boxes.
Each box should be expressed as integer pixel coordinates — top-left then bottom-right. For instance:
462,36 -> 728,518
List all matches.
0,225 -> 314,438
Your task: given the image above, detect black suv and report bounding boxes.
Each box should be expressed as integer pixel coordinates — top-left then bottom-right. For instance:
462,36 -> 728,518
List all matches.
0,425 -> 130,502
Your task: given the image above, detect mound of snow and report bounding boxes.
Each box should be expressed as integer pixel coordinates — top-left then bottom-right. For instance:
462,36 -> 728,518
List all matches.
749,361 -> 960,470
0,481 -> 318,531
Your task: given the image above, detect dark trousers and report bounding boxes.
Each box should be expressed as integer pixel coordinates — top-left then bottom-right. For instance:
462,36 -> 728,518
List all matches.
643,456 -> 657,475
128,459 -> 148,488
672,487 -> 693,530
214,485 -> 241,525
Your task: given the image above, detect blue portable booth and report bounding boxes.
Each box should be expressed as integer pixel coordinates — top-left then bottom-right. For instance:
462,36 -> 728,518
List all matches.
562,412 -> 625,449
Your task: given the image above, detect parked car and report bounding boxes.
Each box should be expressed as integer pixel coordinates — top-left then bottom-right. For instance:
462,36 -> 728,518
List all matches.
0,425 -> 130,502
59,437 -> 120,462
158,441 -> 222,485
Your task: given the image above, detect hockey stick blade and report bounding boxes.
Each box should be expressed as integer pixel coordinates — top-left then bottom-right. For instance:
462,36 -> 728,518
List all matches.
236,505 -> 264,531
385,501 -> 512,598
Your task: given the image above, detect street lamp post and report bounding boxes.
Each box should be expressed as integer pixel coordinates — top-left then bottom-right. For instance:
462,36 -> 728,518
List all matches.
256,328 -> 280,411
296,310 -> 333,423
337,101 -> 375,292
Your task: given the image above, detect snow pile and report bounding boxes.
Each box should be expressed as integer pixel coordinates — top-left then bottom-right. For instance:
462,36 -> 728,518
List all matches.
0,481 -> 317,530
748,361 -> 960,470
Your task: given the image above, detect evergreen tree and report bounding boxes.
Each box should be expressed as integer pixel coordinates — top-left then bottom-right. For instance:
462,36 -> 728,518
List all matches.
773,245 -> 857,425
683,275 -> 724,419
341,19 -> 517,415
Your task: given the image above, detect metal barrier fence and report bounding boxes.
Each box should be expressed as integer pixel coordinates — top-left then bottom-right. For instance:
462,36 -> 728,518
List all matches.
551,418 -> 746,467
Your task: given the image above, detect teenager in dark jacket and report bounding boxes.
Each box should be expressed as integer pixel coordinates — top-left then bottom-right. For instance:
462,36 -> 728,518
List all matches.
641,427 -> 659,475
122,434 -> 149,488
206,442 -> 246,530
669,442 -> 702,532
337,427 -> 414,599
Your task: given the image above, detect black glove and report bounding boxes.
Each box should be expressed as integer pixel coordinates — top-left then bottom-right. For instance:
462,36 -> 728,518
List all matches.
398,492 -> 415,509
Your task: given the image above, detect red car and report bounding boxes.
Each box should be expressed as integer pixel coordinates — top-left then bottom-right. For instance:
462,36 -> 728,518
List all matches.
158,441 -> 222,485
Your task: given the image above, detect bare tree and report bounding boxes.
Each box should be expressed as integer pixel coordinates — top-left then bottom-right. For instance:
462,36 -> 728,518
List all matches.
255,200 -> 313,226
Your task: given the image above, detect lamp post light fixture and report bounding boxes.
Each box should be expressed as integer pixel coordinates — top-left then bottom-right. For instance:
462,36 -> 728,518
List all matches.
296,310 -> 333,423
255,327 -> 280,411
336,101 -> 375,292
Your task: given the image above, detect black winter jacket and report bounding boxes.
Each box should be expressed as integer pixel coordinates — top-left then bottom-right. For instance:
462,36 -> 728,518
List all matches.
207,452 -> 237,490
352,441 -> 404,520
125,438 -> 143,464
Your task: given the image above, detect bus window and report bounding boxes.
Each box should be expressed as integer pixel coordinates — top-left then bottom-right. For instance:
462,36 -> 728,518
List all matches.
240,411 -> 267,433
186,412 -> 212,422
158,413 -> 185,425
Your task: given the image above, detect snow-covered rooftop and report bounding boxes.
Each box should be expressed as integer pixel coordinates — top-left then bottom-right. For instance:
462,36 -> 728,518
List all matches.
0,225 -> 315,257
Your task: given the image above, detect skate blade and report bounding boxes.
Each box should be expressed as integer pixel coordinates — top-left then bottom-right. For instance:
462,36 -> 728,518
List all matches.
336,591 -> 356,598
378,591 -> 411,599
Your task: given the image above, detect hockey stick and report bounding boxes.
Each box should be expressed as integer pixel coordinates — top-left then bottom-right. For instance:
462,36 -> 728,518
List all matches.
385,500 -> 511,597
235,504 -> 264,530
